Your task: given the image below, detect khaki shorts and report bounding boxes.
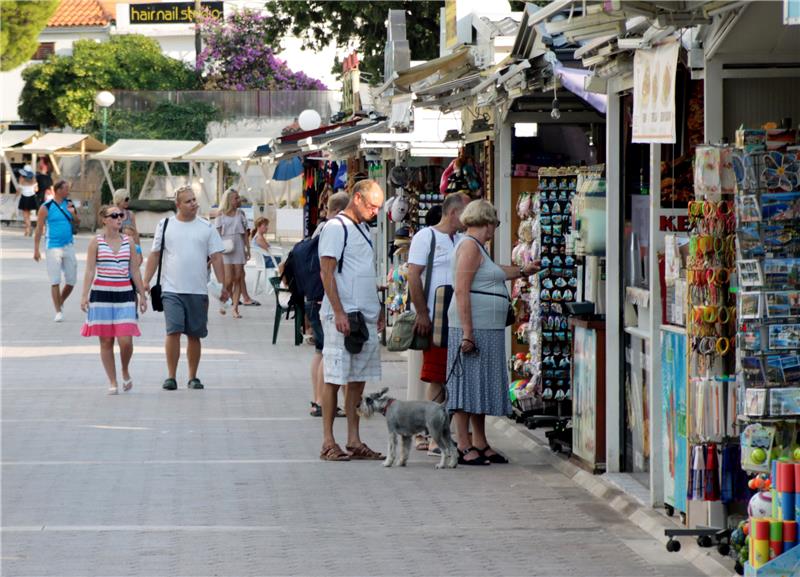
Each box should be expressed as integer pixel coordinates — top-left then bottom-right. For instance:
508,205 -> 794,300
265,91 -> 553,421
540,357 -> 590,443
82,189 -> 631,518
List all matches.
46,244 -> 77,285
321,315 -> 381,385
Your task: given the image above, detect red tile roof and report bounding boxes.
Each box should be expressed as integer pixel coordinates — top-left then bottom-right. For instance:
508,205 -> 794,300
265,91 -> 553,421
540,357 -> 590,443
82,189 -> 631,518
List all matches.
48,0 -> 111,28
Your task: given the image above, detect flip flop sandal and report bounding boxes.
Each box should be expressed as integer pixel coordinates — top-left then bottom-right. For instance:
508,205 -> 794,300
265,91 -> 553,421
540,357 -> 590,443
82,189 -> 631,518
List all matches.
478,446 -> 509,464
310,402 -> 322,417
427,446 -> 442,457
108,385 -> 119,395
122,378 -> 133,392
243,300 -> 261,306
415,435 -> 430,451
346,443 -> 385,460
320,443 -> 351,461
458,447 -> 490,466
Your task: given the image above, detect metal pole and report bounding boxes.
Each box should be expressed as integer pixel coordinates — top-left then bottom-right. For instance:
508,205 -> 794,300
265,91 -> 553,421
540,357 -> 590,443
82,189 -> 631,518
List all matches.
102,108 -> 108,144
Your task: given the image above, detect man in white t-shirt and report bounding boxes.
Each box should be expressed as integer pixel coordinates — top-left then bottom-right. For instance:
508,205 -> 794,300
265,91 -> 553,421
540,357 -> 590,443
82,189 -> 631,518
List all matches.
317,179 -> 385,461
144,187 -> 228,391
406,193 -> 468,451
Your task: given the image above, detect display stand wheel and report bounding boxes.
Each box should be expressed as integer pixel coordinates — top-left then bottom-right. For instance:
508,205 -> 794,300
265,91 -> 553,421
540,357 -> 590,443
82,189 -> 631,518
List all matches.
697,535 -> 713,548
664,504 -> 674,517
734,561 -> 744,575
666,539 -> 681,553
716,543 -> 730,556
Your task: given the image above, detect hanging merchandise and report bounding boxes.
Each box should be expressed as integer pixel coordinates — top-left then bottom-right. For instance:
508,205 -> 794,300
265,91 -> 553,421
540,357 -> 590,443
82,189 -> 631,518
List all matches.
731,131 -> 800,576
513,167 -> 578,429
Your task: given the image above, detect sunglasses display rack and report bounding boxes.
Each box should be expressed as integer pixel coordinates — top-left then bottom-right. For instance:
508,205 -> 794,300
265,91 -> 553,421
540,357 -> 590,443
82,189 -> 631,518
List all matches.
523,167 -> 579,430
731,140 -> 800,576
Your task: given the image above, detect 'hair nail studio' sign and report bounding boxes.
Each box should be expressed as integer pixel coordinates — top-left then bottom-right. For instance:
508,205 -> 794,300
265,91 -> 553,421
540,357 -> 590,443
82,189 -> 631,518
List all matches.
129,2 -> 223,24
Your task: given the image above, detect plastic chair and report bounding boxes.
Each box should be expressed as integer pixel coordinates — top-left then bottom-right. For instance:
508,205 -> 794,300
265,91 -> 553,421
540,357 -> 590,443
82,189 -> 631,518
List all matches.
268,276 -> 304,345
251,246 -> 281,296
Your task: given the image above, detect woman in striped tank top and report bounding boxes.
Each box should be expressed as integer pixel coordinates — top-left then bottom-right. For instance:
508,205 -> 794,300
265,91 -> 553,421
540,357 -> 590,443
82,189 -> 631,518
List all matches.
80,205 -> 148,394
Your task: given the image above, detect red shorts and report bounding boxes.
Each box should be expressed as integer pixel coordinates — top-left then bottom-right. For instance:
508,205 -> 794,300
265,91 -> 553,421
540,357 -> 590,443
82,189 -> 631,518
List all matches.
420,345 -> 448,384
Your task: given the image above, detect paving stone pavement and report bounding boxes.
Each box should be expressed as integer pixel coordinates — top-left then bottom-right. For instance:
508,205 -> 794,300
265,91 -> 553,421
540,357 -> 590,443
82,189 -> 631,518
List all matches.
1,228 -> 714,576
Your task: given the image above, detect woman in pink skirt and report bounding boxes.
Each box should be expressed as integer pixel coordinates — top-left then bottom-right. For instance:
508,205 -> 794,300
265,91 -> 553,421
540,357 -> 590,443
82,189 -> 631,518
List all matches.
80,205 -> 148,394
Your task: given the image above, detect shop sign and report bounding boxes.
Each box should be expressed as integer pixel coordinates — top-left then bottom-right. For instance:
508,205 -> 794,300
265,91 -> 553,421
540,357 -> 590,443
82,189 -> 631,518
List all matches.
659,215 -> 690,233
129,2 -> 223,24
632,40 -> 680,143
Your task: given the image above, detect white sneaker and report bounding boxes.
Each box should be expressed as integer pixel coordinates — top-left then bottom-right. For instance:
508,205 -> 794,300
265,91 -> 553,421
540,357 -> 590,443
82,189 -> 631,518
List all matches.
54,311 -> 64,322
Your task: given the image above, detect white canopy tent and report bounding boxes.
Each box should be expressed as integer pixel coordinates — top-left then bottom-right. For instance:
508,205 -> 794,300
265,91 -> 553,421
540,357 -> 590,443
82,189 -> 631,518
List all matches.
91,139 -> 203,200
1,130 -> 38,193
20,132 -> 106,181
182,138 -> 271,206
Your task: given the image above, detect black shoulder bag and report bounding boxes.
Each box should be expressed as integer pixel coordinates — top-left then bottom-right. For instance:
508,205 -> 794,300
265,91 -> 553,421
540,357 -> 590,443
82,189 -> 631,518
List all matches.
150,217 -> 169,312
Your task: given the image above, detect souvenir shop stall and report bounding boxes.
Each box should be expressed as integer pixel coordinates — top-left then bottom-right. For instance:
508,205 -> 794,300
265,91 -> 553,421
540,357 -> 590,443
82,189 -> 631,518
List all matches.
504,119 -> 605,458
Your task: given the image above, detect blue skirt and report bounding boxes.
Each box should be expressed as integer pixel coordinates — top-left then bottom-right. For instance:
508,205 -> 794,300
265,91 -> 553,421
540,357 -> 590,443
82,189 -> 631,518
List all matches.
445,327 -> 511,416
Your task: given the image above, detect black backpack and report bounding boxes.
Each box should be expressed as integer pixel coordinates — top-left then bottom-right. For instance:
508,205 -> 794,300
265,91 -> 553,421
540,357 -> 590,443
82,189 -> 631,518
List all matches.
289,218 -> 349,302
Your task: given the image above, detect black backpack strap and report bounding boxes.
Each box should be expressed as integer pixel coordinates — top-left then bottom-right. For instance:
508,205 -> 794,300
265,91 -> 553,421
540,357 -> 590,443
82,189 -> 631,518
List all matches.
334,216 -> 350,273
423,229 -> 436,304
156,217 -> 169,285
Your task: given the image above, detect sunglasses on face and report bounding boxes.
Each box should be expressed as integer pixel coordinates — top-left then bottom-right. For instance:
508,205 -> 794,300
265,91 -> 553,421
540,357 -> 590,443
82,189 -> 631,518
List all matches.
106,213 -> 124,219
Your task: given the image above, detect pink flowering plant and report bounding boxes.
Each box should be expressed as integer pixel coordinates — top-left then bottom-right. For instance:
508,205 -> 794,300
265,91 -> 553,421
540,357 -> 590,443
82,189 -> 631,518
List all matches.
197,8 -> 326,91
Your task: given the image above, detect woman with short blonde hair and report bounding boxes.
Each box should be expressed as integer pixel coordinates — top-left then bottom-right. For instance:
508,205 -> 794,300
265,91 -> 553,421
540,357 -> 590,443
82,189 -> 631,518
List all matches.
446,199 -> 539,465
113,188 -> 138,243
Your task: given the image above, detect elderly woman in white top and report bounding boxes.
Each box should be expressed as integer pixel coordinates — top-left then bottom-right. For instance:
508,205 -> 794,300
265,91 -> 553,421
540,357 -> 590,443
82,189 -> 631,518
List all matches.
447,199 -> 539,465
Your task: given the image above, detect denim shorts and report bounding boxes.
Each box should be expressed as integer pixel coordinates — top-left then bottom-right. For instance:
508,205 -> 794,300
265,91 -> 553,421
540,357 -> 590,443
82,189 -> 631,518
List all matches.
163,293 -> 209,338
305,300 -> 324,352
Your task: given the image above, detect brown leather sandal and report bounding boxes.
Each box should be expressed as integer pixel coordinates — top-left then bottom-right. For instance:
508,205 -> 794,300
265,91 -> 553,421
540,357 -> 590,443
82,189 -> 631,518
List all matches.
345,443 -> 385,460
320,443 -> 350,461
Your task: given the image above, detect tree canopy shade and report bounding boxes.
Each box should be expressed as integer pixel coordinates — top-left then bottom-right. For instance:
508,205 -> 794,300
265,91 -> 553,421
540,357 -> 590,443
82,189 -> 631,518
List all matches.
18,35 -> 199,128
0,0 -> 59,72
262,1 -> 442,83
197,8 -> 326,90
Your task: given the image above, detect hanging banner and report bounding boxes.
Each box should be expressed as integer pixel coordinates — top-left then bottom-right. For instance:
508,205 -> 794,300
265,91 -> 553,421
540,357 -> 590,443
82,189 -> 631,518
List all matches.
632,41 -> 680,143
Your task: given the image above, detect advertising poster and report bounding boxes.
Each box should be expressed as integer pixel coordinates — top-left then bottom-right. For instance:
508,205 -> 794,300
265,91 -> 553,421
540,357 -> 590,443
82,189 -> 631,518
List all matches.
632,41 -> 680,143
661,331 -> 687,513
572,326 -> 597,464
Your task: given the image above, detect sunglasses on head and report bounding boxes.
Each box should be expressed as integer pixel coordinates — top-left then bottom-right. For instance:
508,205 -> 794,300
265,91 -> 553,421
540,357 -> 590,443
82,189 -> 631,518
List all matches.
106,212 -> 124,219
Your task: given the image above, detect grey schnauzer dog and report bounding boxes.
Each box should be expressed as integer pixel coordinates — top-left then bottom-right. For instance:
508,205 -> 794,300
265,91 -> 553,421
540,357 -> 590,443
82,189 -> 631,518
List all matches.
358,387 -> 458,469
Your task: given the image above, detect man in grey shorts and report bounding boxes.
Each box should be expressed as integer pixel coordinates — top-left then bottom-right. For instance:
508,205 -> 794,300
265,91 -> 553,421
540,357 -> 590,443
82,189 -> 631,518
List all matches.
143,187 -> 228,390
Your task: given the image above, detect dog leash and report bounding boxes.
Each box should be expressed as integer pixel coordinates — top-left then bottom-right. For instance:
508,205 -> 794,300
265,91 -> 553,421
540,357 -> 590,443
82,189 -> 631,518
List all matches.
380,398 -> 396,415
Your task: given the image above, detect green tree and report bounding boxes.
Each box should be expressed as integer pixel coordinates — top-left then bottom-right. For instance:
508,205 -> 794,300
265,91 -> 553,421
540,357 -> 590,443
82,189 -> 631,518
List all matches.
262,1 -> 442,83
0,0 -> 59,72
19,34 -> 199,128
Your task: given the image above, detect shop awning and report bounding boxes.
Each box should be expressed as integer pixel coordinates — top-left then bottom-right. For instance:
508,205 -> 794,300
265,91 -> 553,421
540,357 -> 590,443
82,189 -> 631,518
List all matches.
21,133 -> 105,155
1,130 -> 38,150
91,139 -> 203,162
392,45 -> 474,93
182,138 -> 267,162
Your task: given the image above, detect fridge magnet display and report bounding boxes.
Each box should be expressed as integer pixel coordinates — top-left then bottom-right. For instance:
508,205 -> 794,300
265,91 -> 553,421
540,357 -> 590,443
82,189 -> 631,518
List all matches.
768,323 -> 800,349
738,259 -> 764,287
740,292 -> 763,319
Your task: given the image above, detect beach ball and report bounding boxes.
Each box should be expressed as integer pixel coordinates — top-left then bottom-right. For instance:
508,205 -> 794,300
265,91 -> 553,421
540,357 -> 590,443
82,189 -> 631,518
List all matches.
747,491 -> 772,519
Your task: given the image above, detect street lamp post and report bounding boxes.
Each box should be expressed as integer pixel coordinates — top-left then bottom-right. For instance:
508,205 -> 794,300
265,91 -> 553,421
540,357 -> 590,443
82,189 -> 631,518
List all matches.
95,91 -> 116,144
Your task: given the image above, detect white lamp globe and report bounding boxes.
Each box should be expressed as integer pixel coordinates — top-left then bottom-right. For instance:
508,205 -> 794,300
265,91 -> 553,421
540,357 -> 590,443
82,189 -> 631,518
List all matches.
298,109 -> 322,131
95,90 -> 115,108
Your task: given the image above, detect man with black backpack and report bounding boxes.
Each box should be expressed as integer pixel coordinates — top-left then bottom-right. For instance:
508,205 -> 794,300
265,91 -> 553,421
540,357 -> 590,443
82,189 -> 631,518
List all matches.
287,191 -> 350,417
318,180 -> 385,461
